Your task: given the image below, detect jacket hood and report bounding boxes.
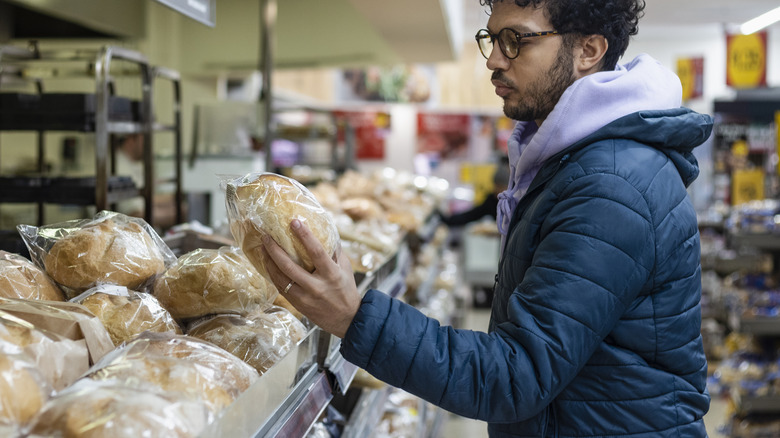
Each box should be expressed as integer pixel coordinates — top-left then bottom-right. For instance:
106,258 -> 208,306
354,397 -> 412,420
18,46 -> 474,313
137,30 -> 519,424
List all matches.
498,54 -> 698,235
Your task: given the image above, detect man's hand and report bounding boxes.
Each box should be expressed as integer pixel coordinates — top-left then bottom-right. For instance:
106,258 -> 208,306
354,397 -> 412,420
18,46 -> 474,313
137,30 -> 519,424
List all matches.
261,219 -> 361,338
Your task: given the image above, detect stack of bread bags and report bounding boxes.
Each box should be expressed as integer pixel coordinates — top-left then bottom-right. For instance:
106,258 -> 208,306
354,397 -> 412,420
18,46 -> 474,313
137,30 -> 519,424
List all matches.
8,211 -> 258,437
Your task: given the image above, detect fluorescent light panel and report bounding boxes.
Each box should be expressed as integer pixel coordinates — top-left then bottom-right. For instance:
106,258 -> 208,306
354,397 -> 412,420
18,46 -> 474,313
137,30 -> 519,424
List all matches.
740,5 -> 780,34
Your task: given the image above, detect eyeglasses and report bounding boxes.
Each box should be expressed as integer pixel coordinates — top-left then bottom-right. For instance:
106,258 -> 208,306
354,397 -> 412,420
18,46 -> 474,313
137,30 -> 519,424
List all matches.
475,28 -> 561,60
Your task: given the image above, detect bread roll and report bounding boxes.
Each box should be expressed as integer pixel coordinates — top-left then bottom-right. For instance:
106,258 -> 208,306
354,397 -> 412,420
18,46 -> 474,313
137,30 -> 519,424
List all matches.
86,332 -> 258,413
0,251 -> 64,301
226,173 -> 339,285
187,306 -> 307,375
43,218 -> 167,294
0,354 -> 49,430
272,293 -> 303,321
27,381 -> 209,438
80,291 -> 181,346
153,246 -> 276,320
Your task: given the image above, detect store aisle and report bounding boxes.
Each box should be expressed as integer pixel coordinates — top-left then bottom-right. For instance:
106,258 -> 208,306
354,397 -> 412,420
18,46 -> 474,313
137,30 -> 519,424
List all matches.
440,307 -> 731,437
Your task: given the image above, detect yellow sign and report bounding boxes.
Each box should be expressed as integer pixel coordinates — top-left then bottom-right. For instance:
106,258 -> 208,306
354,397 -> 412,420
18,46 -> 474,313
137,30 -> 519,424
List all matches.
677,57 -> 703,100
460,163 -> 497,205
732,169 -> 765,205
726,32 -> 767,88
776,111 -> 780,175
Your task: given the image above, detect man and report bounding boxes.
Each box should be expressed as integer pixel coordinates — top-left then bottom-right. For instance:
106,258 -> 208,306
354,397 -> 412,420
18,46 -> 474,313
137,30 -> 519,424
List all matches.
261,0 -> 712,435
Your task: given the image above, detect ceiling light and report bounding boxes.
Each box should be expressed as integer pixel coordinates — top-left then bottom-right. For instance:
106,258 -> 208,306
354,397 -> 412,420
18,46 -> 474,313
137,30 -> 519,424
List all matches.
740,6 -> 780,34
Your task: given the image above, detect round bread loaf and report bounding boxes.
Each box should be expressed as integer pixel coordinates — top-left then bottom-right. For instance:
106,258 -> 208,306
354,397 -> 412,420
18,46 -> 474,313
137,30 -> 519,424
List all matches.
0,354 -> 49,430
43,219 -> 166,293
226,173 -> 339,285
27,382 -> 209,438
153,246 -> 276,320
80,291 -> 181,346
86,332 -> 258,413
0,251 -> 64,301
187,306 -> 307,375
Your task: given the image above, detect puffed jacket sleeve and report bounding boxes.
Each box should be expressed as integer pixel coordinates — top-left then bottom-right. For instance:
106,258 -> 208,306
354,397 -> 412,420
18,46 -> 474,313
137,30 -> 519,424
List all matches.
340,170 -> 655,423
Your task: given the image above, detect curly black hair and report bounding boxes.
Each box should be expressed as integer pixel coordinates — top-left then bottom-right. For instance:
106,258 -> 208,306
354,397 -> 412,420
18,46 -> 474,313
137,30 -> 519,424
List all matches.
479,0 -> 646,70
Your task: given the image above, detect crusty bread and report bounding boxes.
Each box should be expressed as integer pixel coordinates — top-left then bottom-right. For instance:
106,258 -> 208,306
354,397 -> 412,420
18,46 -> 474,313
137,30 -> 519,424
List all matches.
27,382 -> 209,438
80,291 -> 181,346
187,306 -> 307,375
153,247 -> 276,320
85,332 -> 258,413
0,251 -> 64,301
226,173 -> 339,285
272,293 -> 303,321
43,219 -> 166,294
0,354 -> 48,429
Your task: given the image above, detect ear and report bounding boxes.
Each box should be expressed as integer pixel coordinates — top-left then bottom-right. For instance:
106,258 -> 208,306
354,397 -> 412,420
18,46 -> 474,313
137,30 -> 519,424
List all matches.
575,34 -> 609,74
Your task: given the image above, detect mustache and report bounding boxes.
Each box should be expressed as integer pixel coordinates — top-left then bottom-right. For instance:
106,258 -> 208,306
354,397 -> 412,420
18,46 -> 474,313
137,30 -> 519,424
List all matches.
491,71 -> 514,88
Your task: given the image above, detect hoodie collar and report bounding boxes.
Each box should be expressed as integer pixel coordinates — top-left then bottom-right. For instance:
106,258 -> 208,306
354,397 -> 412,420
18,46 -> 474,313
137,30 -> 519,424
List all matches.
498,54 -> 684,235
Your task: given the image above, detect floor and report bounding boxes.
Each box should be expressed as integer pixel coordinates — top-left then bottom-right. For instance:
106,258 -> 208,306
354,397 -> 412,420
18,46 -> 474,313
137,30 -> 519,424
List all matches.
439,308 -> 731,437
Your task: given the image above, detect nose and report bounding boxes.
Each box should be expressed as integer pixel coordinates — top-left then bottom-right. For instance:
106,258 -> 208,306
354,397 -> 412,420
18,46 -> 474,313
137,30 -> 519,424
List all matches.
485,44 -> 509,72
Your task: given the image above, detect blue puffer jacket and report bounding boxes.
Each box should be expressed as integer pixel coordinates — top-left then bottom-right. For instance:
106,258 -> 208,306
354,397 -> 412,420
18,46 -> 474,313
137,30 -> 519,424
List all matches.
341,107 -> 713,437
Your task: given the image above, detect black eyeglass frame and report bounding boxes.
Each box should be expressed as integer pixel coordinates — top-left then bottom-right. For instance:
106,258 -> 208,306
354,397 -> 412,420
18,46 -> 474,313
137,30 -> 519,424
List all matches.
475,28 -> 561,60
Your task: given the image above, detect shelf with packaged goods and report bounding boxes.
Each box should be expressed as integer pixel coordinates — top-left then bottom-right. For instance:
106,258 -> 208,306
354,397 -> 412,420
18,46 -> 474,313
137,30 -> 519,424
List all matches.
729,232 -> 780,252
197,326 -> 331,438
0,43 -> 184,227
324,244 -> 411,394
732,392 -> 780,416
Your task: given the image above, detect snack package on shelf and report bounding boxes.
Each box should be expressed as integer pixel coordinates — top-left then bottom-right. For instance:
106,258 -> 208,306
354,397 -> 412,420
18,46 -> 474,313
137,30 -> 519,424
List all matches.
0,352 -> 51,436
187,306 -> 307,375
72,285 -> 181,347
84,332 -> 259,414
26,379 -> 211,438
0,250 -> 65,301
373,390 -> 425,438
341,239 -> 388,274
17,211 -> 175,298
0,297 -> 114,374
332,213 -> 401,255
0,312 -> 86,391
153,246 -> 276,321
225,173 -> 339,285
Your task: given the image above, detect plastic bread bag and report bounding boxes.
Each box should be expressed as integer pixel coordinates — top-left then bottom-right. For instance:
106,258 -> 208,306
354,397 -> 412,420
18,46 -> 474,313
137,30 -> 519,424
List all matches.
153,246 -> 277,321
0,298 -> 115,386
186,305 -> 309,375
224,172 -> 340,286
331,212 -> 400,255
84,331 -> 259,414
0,250 -> 65,302
17,210 -> 176,298
26,379 -> 211,438
0,311 -> 87,392
0,352 -> 52,436
71,285 -> 182,347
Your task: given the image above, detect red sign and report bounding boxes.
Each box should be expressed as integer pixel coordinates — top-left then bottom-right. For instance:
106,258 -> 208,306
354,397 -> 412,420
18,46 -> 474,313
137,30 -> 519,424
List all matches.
334,111 -> 390,160
417,113 -> 471,159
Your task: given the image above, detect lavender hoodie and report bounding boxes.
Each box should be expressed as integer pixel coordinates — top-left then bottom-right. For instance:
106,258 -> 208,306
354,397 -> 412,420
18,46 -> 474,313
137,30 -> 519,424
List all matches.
497,54 -> 683,236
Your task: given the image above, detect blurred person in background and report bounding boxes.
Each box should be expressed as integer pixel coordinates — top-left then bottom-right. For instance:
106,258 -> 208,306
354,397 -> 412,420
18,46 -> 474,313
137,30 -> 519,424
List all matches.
439,156 -> 510,227
262,0 -> 712,436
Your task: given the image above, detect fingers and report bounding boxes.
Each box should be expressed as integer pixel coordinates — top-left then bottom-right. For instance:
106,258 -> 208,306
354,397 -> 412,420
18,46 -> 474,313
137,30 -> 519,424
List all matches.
290,219 -> 336,273
262,233 -> 314,292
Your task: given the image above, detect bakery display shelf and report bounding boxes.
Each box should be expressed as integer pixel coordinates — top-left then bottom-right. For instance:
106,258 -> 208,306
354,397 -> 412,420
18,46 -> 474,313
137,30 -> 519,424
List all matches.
0,176 -> 138,205
733,392 -> 780,415
730,232 -> 780,252
406,211 -> 441,251
340,387 -> 393,438
736,316 -> 780,336
198,326 -> 328,438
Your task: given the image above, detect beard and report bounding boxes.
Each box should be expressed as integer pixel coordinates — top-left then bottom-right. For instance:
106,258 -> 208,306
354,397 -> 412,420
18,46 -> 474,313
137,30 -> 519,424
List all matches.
500,44 -> 577,122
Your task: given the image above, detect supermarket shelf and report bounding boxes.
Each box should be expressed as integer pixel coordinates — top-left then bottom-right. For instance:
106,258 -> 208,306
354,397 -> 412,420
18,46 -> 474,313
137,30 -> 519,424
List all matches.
341,387 -> 392,438
198,327 -> 325,438
730,232 -> 780,252
736,316 -> 780,336
734,392 -> 780,414
0,176 -> 138,205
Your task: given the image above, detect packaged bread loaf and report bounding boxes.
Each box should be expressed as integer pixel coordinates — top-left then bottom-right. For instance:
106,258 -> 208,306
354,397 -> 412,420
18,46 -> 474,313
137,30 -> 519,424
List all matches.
27,380 -> 210,438
0,353 -> 51,435
74,286 -> 181,346
18,211 -> 175,297
85,332 -> 258,413
0,250 -> 64,301
225,173 -> 339,285
153,246 -> 276,321
187,306 -> 307,375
